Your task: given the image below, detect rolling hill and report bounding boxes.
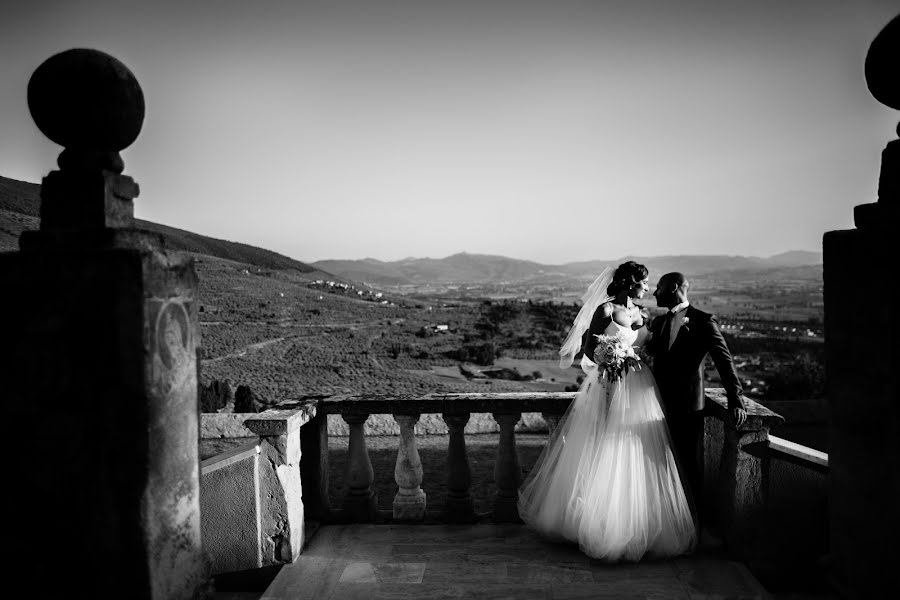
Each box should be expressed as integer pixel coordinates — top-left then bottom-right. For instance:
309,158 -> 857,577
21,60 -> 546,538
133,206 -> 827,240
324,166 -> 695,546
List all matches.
314,252 -> 551,285
313,250 -> 823,287
1,175 -> 317,273
4,173 -> 823,289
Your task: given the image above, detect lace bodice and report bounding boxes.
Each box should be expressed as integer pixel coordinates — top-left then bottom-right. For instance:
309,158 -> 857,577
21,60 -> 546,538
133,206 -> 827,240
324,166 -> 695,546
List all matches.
604,320 -> 642,348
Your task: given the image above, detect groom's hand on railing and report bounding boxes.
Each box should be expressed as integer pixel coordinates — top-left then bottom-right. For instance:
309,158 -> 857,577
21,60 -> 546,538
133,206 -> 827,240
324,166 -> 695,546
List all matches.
731,407 -> 747,428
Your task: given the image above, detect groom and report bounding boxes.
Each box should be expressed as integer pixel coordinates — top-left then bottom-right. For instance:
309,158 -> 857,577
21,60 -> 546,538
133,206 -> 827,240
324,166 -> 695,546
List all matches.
648,272 -> 747,522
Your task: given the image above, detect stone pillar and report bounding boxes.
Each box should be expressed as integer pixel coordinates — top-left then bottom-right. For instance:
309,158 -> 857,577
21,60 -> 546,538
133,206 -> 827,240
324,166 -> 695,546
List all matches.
244,422 -> 304,564
443,413 -> 476,523
825,16 -> 900,598
716,425 -> 768,553
702,390 -> 783,560
342,412 -> 378,522
492,412 -> 523,522
1,49 -> 207,598
392,413 -> 426,520
244,398 -> 318,564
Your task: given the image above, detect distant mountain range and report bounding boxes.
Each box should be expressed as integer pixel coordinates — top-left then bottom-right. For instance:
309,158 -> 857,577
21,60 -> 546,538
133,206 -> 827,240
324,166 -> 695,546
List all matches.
0,175 -> 316,273
313,250 -> 823,287
3,174 -> 822,288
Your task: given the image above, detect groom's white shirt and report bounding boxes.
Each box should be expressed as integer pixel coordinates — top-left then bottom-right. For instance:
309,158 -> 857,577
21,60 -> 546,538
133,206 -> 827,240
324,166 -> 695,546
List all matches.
670,301 -> 690,314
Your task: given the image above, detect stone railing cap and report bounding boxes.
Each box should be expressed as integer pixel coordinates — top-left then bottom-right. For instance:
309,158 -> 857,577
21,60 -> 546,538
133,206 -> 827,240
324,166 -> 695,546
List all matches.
200,440 -> 260,476
319,392 -> 578,416
240,390 -> 784,434
705,388 -> 785,431
243,398 -> 318,436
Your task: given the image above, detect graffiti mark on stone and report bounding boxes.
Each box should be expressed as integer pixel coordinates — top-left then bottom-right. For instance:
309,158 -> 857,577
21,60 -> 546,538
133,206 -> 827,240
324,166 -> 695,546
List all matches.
153,300 -> 194,397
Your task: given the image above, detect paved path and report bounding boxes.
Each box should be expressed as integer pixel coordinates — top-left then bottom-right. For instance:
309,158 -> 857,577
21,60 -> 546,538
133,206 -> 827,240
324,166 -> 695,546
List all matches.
261,523 -> 772,599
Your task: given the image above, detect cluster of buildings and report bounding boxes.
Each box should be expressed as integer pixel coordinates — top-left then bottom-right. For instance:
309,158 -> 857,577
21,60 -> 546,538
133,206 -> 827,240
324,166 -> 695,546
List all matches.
719,320 -> 822,340
308,279 -> 392,305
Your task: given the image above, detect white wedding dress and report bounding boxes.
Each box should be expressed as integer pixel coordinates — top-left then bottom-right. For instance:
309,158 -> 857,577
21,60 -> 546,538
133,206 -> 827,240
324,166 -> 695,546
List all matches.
518,320 -> 697,561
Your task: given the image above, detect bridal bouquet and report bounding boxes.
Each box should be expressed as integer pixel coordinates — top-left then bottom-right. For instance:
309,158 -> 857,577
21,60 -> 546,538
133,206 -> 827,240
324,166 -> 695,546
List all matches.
592,333 -> 641,382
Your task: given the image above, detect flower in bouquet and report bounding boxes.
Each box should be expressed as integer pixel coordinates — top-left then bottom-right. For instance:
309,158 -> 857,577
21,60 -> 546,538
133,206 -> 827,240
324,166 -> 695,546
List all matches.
592,333 -> 641,382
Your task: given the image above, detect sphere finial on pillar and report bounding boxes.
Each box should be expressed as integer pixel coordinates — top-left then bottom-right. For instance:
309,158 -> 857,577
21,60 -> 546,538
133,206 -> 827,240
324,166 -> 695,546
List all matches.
21,49 -> 147,245
865,14 -> 900,111
854,14 -> 900,229
28,48 -> 145,174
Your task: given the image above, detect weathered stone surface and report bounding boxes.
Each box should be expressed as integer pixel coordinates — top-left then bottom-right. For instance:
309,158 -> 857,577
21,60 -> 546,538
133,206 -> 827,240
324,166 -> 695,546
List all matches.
704,388 -> 783,431
257,427 -> 305,565
492,412 -> 523,522
759,436 -> 828,585
141,250 -> 208,600
1,243 -> 207,598
319,392 -> 576,417
5,48 -> 209,600
263,524 -> 771,599
245,398 -> 318,436
443,413 -> 475,523
325,410 -> 550,436
39,170 -> 137,232
342,413 -> 378,522
703,388 -> 785,564
215,391 -> 770,440
200,442 -> 262,574
204,409 -> 552,441
392,414 -> 426,521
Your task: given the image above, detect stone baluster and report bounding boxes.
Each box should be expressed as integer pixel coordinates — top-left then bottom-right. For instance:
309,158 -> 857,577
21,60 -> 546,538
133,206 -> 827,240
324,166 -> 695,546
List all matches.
342,412 -> 378,522
492,412 -> 523,522
443,412 -> 475,523
392,413 -> 426,520
542,412 -> 563,437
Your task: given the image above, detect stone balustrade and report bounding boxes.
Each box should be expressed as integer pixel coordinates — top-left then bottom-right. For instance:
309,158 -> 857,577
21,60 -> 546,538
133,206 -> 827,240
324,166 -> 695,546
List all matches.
314,392 -> 576,525
302,390 -> 784,537
199,389 -> 786,568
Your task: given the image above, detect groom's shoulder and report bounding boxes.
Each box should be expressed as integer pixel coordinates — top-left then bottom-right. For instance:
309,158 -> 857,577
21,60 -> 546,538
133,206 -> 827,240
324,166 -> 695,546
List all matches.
687,306 -> 714,322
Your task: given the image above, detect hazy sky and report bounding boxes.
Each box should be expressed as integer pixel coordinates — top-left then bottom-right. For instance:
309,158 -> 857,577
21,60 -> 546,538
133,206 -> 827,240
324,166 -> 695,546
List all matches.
1,0 -> 897,264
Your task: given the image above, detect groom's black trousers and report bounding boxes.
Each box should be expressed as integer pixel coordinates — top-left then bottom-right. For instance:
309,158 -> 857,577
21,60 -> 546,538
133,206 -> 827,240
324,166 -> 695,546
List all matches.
666,410 -> 705,529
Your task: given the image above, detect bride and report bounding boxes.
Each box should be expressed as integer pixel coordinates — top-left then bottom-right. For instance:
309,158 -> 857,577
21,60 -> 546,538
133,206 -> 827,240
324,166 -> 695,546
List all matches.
518,261 -> 696,561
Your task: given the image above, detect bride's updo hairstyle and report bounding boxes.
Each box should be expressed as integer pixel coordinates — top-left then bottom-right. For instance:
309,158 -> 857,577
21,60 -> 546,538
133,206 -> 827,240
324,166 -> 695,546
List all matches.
606,261 -> 649,297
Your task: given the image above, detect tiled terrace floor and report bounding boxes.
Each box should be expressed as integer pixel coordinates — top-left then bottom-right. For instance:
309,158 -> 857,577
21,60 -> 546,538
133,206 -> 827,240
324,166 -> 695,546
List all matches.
260,523 -> 772,599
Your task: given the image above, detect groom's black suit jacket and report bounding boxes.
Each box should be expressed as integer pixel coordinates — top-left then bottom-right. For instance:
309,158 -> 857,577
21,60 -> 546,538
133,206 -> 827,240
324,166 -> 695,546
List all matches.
648,305 -> 745,414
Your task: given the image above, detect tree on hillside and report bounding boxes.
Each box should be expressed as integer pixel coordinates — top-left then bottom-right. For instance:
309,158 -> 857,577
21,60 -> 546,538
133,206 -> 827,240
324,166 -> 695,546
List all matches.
765,351 -> 825,401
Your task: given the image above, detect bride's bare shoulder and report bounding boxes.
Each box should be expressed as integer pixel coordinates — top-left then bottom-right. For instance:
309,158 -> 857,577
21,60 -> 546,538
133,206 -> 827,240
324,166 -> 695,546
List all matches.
596,302 -> 614,317
589,302 -> 614,328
